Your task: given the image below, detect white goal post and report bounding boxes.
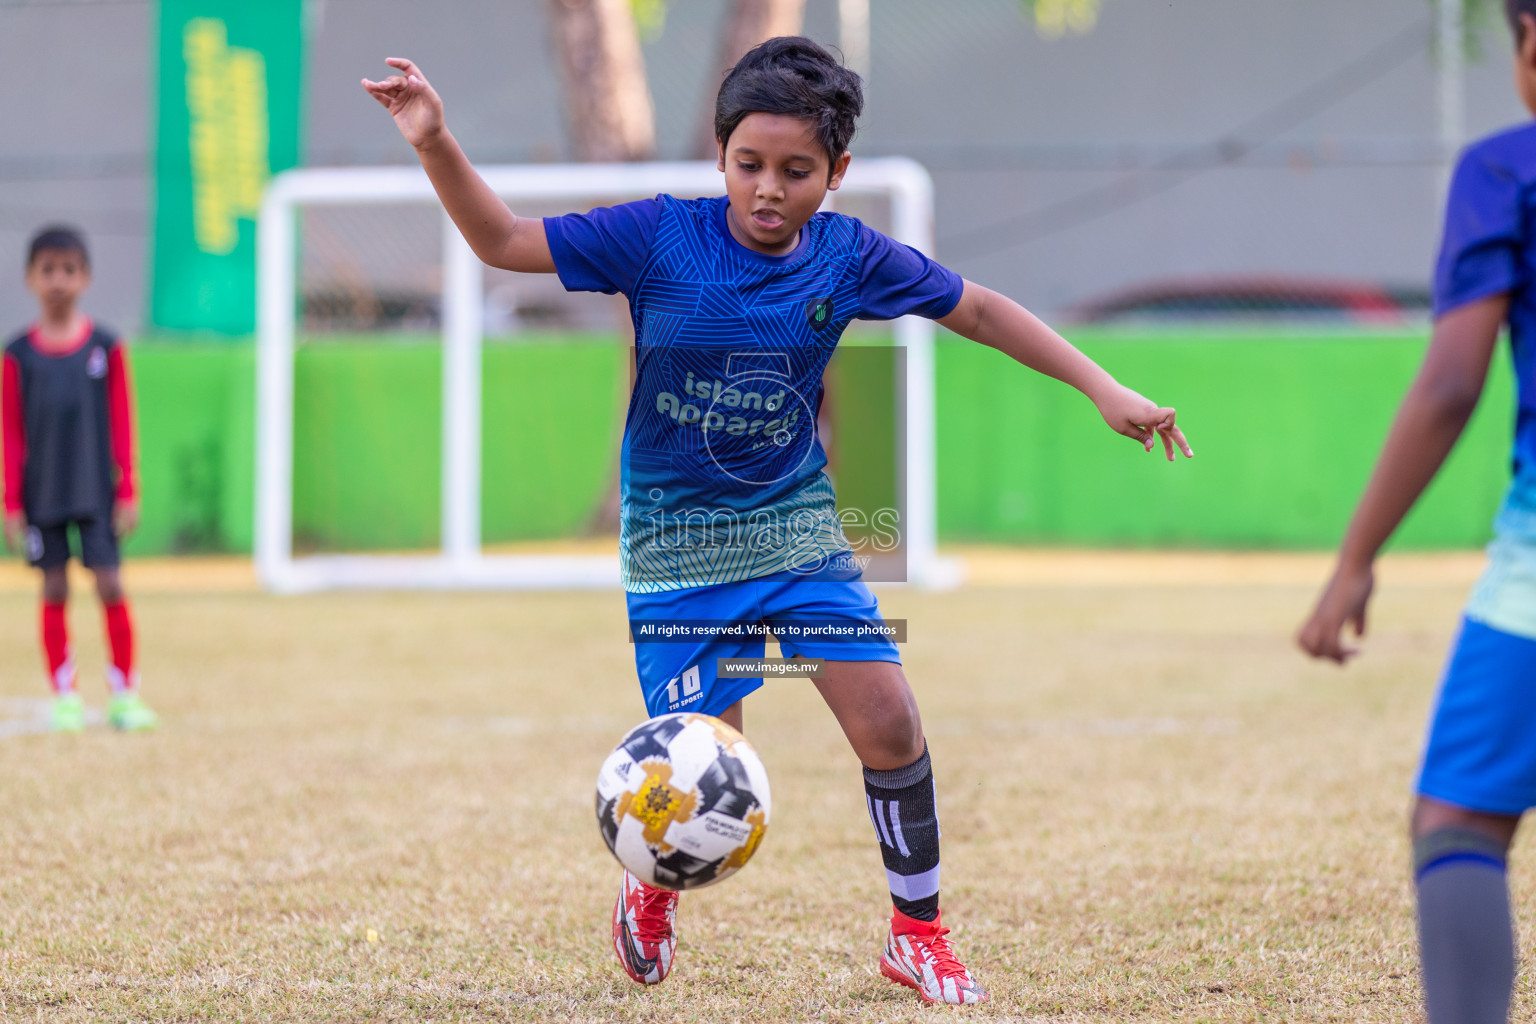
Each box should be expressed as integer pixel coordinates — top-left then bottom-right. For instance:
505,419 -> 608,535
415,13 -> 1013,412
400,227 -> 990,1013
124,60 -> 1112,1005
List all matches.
255,159 -> 956,592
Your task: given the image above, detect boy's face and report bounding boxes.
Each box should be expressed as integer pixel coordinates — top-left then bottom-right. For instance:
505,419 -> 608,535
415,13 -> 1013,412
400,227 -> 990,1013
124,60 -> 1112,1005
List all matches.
25,248 -> 90,315
717,113 -> 851,257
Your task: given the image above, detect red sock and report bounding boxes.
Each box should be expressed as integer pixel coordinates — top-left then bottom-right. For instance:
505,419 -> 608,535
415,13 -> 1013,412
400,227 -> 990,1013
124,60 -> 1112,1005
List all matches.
104,600 -> 136,695
41,601 -> 74,694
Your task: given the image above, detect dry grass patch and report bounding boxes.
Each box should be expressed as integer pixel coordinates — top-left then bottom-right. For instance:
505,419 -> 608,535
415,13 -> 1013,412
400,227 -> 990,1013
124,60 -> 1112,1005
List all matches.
0,554 -> 1528,1021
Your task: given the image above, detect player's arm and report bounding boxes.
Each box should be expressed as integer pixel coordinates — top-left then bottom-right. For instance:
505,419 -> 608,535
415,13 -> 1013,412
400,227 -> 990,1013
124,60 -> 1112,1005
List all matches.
1298,293 -> 1507,664
362,58 -> 555,274
2,351 -> 26,552
937,279 -> 1192,459
106,343 -> 139,538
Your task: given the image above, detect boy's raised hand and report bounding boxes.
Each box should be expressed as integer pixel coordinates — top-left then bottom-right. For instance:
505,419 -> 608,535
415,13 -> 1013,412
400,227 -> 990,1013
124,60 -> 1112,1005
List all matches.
1094,383 -> 1193,461
362,58 -> 445,150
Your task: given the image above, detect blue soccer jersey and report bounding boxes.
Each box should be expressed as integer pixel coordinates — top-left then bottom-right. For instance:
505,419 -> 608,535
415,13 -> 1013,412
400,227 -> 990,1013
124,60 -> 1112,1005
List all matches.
545,194 -> 962,592
1436,122 -> 1536,540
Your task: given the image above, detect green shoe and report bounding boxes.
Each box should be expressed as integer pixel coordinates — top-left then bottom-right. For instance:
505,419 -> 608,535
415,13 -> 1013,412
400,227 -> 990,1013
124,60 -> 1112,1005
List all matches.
107,694 -> 158,732
50,693 -> 86,733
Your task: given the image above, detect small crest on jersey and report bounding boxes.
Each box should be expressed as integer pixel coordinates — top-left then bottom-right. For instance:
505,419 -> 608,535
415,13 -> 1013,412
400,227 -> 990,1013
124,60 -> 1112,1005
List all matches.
804,297 -> 834,330
86,347 -> 107,379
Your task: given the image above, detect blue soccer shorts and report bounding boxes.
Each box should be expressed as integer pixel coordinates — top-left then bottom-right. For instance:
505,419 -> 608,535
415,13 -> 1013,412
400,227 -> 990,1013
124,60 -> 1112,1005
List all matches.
1416,537 -> 1536,815
626,567 -> 902,718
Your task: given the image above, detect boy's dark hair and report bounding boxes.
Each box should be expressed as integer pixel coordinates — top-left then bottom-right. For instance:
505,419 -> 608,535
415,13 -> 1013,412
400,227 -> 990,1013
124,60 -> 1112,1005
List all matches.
714,36 -> 864,164
1508,0 -> 1536,45
27,225 -> 89,269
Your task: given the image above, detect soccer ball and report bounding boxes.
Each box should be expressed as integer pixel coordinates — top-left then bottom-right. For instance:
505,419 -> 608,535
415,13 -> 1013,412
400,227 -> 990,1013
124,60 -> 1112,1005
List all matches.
595,713 -> 772,891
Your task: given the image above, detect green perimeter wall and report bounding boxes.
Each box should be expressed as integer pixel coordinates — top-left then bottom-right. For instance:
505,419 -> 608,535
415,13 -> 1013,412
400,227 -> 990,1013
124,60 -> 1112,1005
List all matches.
939,330 -> 1514,549
115,330 -> 1515,557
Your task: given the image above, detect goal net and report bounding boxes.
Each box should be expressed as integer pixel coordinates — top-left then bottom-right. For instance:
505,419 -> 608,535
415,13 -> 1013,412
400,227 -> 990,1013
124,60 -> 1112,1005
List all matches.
255,159 -> 950,591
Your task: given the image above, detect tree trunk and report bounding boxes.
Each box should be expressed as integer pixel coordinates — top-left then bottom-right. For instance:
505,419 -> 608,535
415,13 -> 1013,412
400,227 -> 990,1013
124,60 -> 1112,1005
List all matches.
718,0 -> 807,69
694,0 -> 807,158
548,0 -> 654,534
549,0 -> 656,162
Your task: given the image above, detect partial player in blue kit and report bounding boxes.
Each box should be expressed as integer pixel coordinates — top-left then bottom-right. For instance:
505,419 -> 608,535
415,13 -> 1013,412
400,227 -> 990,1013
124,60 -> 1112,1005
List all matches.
365,36 -> 1192,1004
1299,5 -> 1536,1021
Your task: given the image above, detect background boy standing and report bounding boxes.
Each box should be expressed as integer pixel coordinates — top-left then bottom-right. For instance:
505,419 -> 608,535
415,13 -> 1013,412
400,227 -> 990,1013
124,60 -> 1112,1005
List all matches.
2,226 -> 157,733
1299,3 -> 1536,1021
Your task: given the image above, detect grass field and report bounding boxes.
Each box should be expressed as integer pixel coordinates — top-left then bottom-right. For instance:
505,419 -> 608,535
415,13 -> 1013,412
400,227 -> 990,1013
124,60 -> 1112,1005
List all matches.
0,550 -> 1529,1022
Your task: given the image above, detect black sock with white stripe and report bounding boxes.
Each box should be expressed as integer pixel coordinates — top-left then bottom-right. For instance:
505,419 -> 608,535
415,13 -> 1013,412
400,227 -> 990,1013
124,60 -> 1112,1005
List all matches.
863,744 -> 941,922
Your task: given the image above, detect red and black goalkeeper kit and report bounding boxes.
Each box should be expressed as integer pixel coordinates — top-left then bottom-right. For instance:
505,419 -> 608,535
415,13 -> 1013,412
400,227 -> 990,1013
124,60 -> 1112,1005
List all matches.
2,317 -> 139,694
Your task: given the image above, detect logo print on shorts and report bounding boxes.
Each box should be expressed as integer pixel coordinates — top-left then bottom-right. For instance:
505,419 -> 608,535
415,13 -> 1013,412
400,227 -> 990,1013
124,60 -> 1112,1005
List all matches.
804,297 -> 834,331
86,348 -> 107,379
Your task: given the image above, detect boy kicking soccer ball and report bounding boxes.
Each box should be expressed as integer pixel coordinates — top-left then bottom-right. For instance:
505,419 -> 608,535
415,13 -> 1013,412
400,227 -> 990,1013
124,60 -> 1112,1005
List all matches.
366,37 -> 1191,1003
2,226 -> 157,733
1300,4 -> 1536,1021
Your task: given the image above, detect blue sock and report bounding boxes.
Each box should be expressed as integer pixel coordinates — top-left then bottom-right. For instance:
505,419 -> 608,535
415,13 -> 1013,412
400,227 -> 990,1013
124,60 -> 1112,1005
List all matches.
1413,827 -> 1515,1024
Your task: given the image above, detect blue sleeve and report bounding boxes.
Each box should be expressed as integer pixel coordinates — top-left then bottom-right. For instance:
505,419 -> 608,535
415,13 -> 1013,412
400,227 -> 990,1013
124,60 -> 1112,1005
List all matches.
855,223 -> 965,321
1434,146 -> 1526,316
543,198 -> 662,296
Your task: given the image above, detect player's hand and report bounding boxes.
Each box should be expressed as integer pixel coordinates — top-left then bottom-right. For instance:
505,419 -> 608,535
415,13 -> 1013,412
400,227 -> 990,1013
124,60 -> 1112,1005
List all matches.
361,58 -> 445,150
113,500 -> 139,539
1297,562 -> 1375,664
3,512 -> 25,554
1093,384 -> 1193,461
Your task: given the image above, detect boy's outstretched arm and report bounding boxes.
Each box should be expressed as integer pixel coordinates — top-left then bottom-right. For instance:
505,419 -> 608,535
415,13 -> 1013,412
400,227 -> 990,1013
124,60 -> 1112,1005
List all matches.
362,58 -> 554,274
937,280 -> 1193,459
1298,293 -> 1507,664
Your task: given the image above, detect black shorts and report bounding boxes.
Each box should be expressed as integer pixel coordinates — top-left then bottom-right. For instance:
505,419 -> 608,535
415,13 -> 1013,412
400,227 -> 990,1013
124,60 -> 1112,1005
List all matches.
25,517 -> 120,570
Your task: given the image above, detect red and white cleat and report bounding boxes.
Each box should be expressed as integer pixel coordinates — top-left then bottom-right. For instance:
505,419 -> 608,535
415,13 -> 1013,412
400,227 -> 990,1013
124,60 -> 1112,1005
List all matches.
878,907 -> 989,1004
612,869 -> 679,985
